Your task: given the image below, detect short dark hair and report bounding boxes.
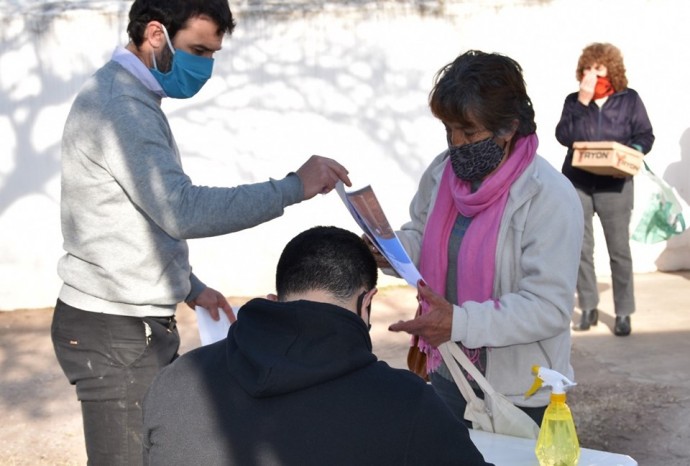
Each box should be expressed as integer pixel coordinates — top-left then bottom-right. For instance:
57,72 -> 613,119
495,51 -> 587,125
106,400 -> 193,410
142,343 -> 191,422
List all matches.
429,50 -> 536,137
127,0 -> 236,47
276,226 -> 378,302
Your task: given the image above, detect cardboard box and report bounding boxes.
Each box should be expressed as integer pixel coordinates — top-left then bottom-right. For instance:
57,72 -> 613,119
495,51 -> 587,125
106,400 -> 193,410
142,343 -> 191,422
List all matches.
572,141 -> 644,176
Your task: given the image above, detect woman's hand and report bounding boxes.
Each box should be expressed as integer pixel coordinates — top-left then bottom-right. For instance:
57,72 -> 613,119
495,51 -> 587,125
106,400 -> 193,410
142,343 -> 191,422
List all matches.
578,69 -> 596,106
388,280 -> 453,347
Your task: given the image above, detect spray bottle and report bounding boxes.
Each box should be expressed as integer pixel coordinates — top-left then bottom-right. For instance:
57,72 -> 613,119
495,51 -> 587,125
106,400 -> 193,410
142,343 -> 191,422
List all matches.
525,365 -> 580,466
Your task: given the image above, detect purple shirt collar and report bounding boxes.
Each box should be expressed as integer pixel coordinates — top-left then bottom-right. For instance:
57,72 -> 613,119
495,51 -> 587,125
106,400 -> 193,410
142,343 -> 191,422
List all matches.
111,46 -> 166,98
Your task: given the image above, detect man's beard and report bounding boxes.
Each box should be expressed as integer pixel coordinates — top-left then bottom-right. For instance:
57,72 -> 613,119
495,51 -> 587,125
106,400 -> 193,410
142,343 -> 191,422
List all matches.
157,45 -> 174,73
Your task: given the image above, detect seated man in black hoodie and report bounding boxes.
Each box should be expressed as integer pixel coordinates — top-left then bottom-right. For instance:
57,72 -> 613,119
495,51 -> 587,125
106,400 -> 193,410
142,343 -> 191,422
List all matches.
142,226 -> 492,466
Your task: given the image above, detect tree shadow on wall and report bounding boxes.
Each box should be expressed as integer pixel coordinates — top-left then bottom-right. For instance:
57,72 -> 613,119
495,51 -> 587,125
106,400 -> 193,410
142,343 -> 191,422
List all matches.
0,4 -> 129,216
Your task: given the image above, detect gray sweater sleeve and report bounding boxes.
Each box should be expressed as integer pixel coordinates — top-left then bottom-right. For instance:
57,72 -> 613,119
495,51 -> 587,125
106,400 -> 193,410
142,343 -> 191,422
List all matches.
104,94 -> 303,240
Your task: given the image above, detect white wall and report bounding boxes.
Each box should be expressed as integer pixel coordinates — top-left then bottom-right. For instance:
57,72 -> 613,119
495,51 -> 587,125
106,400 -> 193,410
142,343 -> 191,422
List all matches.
1,0 -> 688,310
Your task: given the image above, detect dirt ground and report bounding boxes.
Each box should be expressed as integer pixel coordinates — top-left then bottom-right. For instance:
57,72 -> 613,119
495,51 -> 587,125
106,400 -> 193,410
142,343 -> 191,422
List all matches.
2,273 -> 690,465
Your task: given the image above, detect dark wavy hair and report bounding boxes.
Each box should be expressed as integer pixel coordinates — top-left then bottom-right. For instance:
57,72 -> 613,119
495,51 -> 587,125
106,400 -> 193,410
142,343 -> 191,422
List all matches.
576,43 -> 628,92
429,50 -> 536,137
127,0 -> 236,47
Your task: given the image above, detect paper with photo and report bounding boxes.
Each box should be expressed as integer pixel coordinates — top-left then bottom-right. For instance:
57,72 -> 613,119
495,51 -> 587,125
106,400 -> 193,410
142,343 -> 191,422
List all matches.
336,181 -> 423,287
195,306 -> 235,345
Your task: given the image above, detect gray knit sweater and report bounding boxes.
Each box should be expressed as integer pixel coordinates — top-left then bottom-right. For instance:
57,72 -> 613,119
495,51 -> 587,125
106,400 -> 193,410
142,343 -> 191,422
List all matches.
58,60 -> 303,317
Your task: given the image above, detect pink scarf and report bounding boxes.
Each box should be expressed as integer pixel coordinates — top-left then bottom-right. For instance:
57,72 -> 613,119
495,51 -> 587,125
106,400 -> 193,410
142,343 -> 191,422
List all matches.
418,133 -> 538,373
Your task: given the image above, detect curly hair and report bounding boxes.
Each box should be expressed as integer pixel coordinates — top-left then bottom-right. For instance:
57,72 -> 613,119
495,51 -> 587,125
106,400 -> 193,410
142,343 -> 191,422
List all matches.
576,42 -> 628,92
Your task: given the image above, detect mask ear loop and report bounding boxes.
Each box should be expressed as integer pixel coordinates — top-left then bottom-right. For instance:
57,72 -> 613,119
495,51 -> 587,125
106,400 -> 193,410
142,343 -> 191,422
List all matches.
356,291 -> 372,331
151,24 -> 176,71
159,24 -> 175,55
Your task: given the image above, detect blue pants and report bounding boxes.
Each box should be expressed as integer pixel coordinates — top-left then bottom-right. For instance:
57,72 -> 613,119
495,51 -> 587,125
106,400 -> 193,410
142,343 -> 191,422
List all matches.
51,300 -> 180,466
575,179 -> 635,316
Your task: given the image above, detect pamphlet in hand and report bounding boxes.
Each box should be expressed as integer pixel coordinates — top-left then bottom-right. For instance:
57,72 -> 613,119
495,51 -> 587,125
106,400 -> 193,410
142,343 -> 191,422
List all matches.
195,306 -> 235,345
336,181 -> 423,287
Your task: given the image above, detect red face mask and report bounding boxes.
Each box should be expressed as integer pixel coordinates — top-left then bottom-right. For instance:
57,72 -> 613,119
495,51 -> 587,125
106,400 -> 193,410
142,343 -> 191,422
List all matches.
593,76 -> 614,99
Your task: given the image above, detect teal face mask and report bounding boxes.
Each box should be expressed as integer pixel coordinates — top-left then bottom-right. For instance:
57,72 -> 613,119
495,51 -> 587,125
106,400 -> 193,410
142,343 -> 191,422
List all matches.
150,25 -> 214,99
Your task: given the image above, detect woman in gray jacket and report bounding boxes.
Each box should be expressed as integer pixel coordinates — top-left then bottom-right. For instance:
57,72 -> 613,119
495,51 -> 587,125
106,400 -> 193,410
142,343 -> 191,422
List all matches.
383,50 -> 584,426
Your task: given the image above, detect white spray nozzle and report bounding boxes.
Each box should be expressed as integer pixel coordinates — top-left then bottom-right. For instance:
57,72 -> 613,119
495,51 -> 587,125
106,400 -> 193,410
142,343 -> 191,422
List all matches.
525,365 -> 576,398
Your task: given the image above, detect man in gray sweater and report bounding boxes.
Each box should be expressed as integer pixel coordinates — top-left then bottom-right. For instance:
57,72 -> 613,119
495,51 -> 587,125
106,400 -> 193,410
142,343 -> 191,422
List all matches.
50,1 -> 350,465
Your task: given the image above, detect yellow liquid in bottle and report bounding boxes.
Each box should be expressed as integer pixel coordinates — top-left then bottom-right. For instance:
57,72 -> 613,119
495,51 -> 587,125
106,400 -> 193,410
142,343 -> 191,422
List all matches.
535,394 -> 580,466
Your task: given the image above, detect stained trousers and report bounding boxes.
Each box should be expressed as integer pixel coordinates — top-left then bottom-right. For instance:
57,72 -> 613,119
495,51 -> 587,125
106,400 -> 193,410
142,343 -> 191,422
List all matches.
51,299 -> 180,466
575,179 -> 635,316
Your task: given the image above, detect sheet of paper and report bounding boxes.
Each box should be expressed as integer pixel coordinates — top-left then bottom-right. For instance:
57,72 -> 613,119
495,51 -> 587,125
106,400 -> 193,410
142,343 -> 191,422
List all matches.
195,306 -> 234,345
336,181 -> 423,287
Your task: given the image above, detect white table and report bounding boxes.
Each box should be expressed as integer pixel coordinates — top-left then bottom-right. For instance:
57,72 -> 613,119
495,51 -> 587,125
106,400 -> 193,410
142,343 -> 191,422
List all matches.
469,429 -> 637,466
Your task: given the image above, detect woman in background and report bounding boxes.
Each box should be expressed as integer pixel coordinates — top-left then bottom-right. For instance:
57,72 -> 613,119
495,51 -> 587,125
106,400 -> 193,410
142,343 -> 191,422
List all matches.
556,42 -> 654,336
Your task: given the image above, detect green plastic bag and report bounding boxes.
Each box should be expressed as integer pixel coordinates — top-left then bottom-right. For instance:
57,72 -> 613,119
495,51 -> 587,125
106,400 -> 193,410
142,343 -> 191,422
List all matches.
632,162 -> 686,244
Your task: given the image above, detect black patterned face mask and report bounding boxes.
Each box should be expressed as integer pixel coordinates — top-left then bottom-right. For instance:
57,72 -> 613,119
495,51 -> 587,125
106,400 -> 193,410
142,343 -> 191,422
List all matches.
449,137 -> 505,182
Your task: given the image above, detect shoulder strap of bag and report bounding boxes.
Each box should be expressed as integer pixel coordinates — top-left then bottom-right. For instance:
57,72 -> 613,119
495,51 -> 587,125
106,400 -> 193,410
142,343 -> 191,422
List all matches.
440,341 -> 497,397
440,342 -> 541,439
438,342 -> 485,404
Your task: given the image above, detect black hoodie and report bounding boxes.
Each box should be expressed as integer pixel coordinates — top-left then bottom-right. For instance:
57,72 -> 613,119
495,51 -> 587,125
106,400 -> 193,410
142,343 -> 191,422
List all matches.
143,298 -> 492,466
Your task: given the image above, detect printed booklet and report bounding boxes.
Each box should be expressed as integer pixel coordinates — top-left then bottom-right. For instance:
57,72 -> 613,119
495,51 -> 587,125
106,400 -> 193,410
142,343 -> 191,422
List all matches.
336,181 -> 422,287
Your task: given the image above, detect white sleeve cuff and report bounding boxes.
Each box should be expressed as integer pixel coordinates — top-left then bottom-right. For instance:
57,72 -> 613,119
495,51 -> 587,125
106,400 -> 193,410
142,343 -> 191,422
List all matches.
450,304 -> 467,342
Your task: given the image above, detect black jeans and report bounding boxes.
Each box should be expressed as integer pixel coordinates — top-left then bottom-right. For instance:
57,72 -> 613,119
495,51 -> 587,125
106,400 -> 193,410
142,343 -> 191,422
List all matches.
51,299 -> 180,466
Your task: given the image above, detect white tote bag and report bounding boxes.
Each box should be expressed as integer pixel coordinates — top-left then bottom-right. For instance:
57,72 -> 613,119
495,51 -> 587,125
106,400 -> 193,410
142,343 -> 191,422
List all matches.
438,342 -> 540,439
